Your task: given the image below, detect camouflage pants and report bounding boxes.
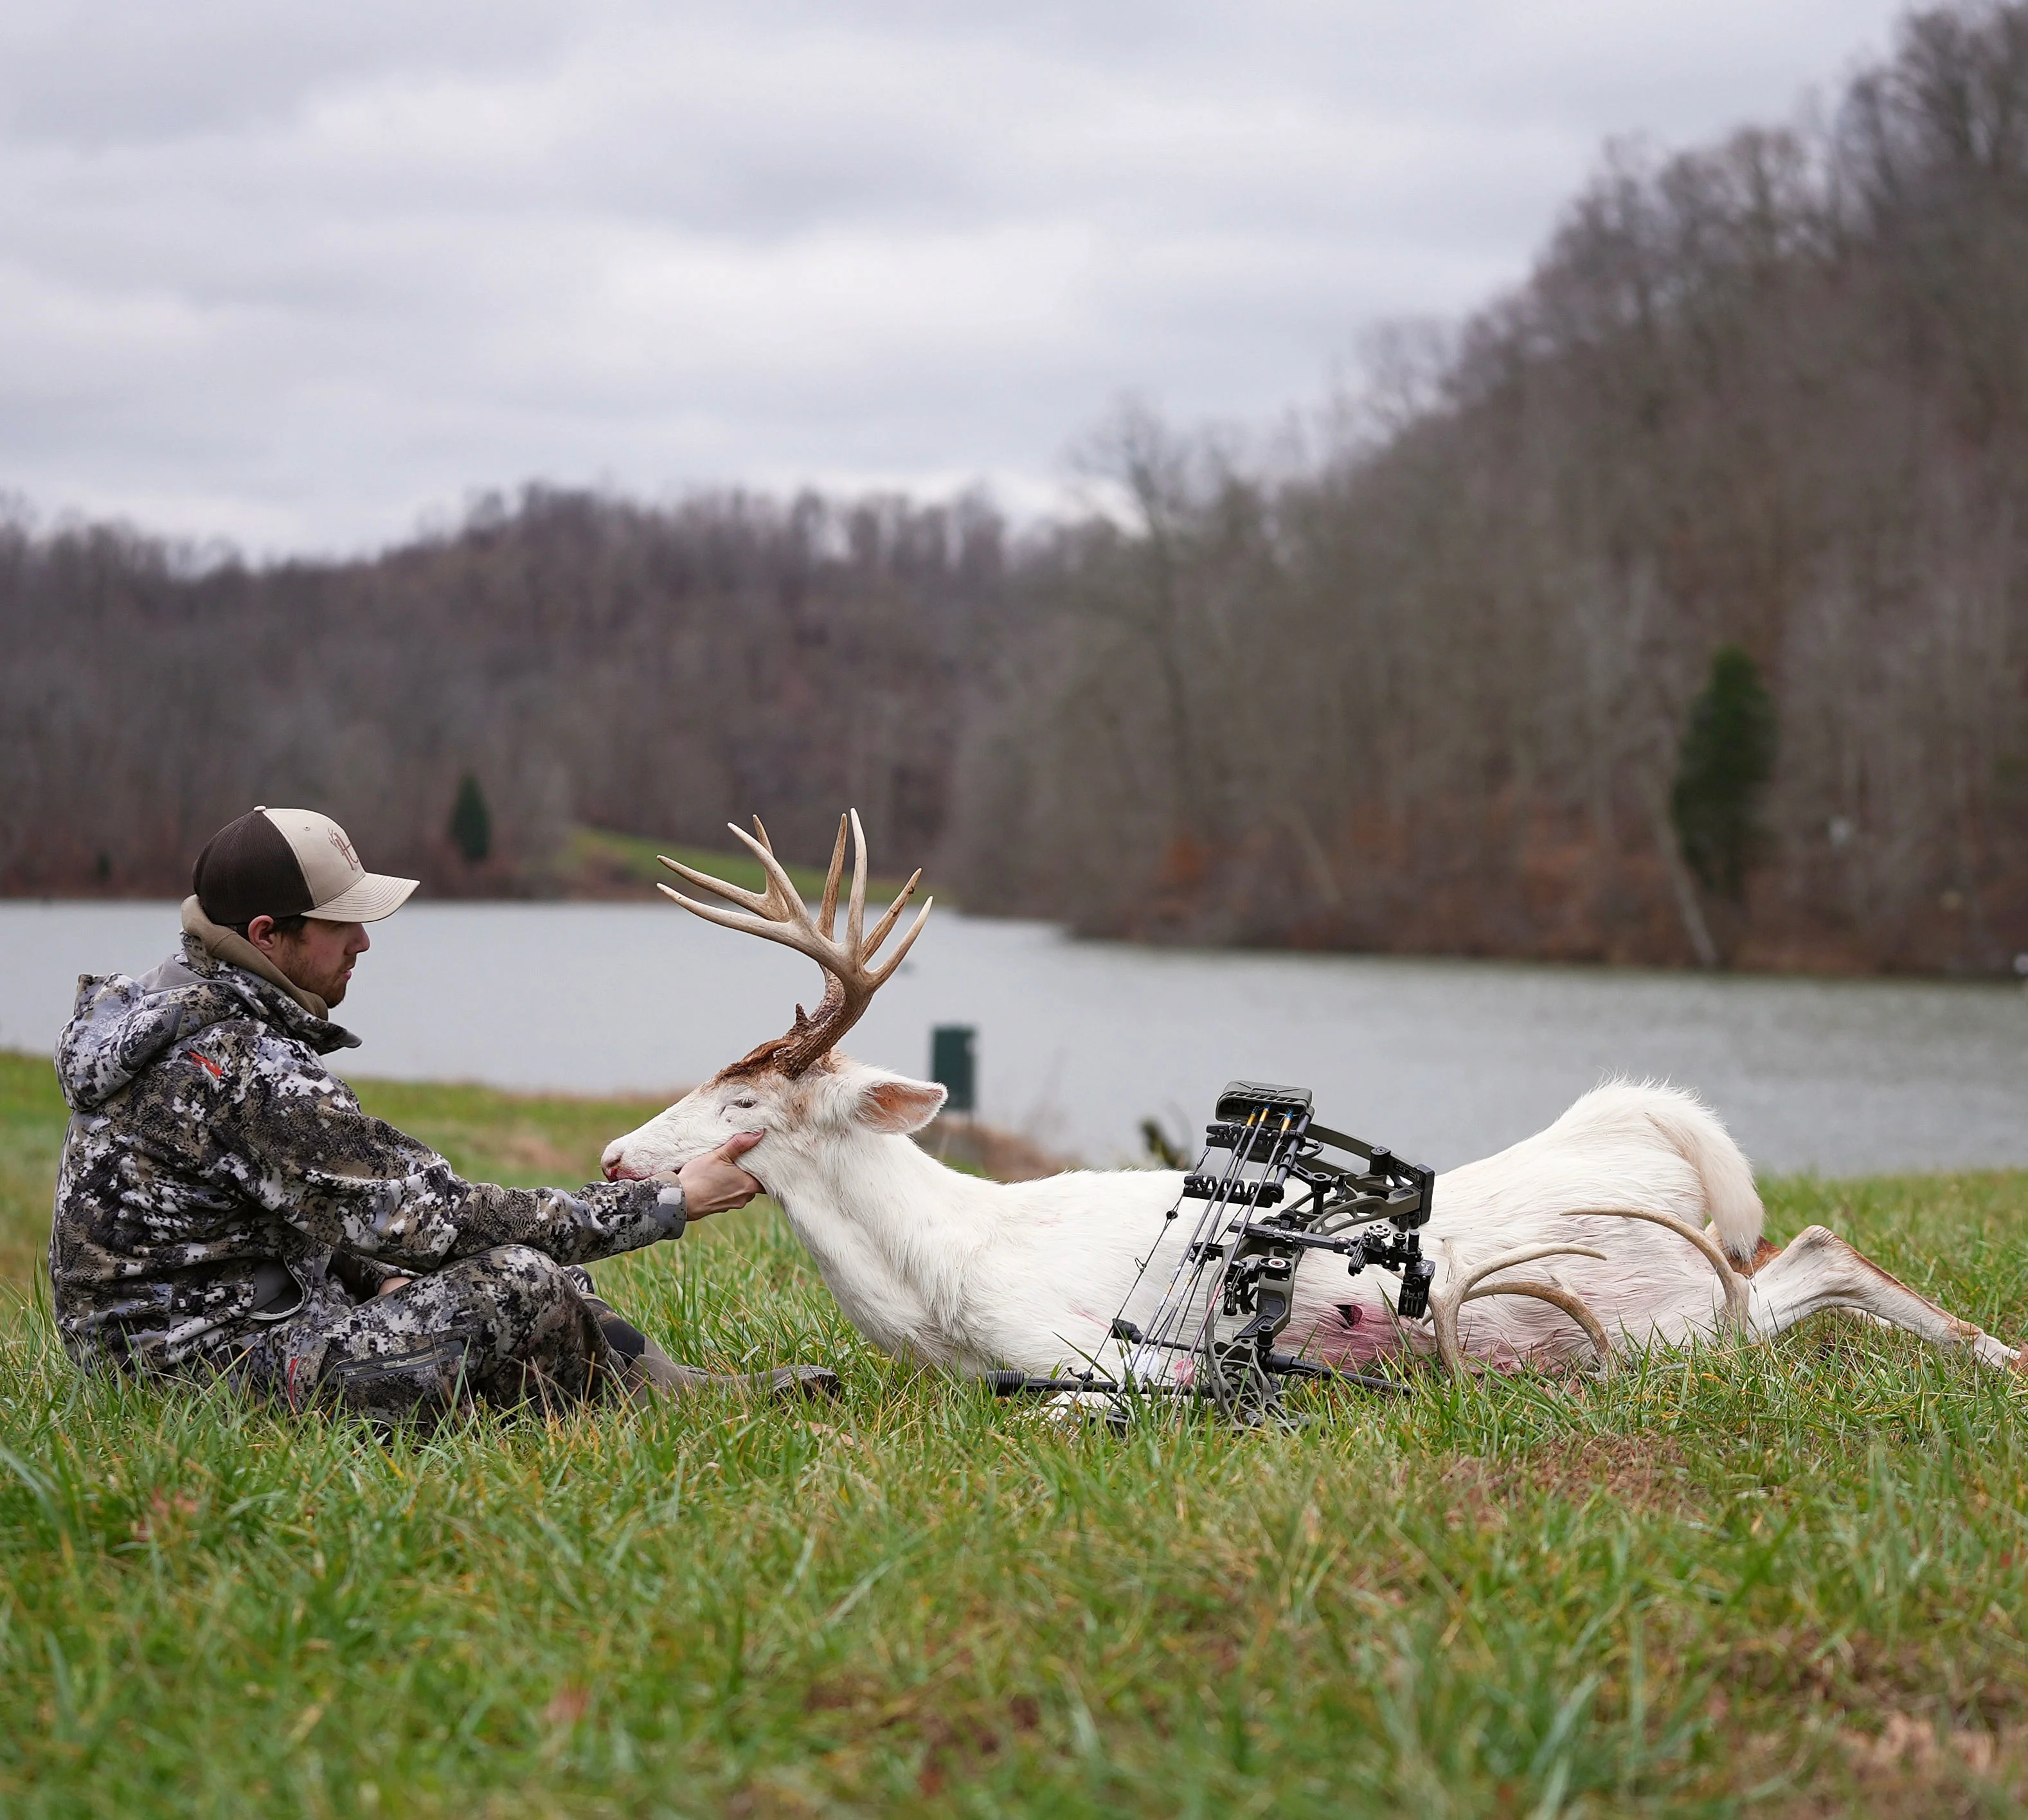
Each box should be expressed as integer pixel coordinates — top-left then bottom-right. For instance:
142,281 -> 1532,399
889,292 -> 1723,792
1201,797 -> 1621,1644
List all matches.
240,1245 -> 637,1428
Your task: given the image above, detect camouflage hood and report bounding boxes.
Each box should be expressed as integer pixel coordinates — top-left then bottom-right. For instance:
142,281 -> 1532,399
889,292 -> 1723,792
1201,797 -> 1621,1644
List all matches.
56,932 -> 359,1114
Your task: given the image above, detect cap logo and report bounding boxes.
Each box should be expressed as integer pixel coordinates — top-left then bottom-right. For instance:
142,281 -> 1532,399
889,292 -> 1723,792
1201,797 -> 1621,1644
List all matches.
328,828 -> 361,874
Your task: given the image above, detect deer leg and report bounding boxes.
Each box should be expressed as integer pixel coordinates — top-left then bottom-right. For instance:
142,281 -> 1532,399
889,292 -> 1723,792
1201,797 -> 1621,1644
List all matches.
1747,1225 -> 2024,1372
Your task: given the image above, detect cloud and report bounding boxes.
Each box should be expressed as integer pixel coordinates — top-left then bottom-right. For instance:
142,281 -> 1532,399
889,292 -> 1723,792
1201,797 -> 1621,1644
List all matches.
0,0 -> 1906,552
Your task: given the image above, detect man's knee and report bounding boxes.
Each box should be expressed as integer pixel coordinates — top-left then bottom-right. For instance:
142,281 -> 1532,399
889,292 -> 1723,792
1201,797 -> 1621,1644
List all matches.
474,1243 -> 561,1282
314,1246 -> 607,1424
463,1245 -> 582,1317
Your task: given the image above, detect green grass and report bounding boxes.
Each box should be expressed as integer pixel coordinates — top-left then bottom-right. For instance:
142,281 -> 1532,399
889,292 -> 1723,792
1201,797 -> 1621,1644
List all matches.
561,825 -> 942,908
5,1047 -> 2028,1815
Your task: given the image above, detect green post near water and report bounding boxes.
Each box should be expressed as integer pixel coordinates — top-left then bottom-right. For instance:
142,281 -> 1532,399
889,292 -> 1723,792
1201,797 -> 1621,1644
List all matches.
931,1024 -> 976,1113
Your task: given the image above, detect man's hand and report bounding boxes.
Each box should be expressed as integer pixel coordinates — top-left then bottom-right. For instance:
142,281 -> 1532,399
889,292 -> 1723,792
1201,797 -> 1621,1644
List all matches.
668,1131 -> 766,1219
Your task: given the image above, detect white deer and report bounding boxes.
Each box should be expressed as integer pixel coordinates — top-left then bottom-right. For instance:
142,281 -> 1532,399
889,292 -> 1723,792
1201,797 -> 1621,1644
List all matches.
603,813 -> 2026,1387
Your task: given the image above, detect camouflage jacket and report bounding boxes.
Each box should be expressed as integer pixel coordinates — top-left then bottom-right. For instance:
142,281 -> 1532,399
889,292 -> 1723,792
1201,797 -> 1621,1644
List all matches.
49,935 -> 683,1374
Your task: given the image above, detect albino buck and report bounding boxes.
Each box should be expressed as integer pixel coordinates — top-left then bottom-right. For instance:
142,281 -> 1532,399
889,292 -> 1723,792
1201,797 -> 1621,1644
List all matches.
604,813 -> 2025,1387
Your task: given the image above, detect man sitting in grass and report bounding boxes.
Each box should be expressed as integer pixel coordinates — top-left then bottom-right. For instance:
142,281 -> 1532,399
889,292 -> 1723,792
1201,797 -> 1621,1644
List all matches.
48,805 -> 833,1427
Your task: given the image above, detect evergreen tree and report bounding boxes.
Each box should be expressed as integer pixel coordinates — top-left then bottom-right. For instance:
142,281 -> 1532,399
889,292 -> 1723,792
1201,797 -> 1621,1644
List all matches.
1671,646 -> 1777,903
449,773 -> 492,865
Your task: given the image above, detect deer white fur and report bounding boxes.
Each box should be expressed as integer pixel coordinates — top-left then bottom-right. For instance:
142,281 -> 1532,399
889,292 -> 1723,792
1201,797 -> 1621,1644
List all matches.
602,813 -> 2025,1384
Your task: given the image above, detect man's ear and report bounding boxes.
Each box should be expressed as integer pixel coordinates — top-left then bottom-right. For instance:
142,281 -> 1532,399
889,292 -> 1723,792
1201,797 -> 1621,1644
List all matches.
853,1075 -> 947,1135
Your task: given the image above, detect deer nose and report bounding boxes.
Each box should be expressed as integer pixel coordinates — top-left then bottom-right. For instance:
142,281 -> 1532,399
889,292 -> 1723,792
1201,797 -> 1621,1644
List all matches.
600,1139 -> 630,1182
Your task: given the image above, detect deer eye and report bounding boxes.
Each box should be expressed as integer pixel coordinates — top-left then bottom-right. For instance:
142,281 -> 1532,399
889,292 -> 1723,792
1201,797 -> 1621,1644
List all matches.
731,1097 -> 758,1110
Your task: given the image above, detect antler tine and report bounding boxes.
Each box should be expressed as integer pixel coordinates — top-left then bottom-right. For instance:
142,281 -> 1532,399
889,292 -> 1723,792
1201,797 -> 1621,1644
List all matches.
862,867 -> 922,957
655,883 -> 815,948
656,821 -> 833,968
730,818 -> 814,922
1452,1241 -> 1607,1302
1462,1278 -> 1614,1374
1563,1207 -> 1751,1327
1428,1241 -> 1608,1374
656,853 -> 773,917
818,814 -> 848,941
845,808 -> 870,956
867,894 -> 934,986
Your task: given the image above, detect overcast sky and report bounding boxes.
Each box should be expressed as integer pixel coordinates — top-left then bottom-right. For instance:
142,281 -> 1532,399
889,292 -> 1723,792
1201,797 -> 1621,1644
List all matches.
0,0 -> 1907,555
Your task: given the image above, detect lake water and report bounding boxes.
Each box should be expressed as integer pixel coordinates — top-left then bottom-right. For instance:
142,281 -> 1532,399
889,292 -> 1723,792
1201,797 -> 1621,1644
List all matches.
3,901 -> 2025,1177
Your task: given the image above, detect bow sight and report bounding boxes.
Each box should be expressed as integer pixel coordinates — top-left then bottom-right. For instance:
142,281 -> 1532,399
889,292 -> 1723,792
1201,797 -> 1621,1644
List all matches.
990,1080 -> 1435,1425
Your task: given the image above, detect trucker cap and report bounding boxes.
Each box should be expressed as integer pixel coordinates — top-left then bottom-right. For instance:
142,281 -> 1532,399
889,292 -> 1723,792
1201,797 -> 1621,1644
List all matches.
192,807 -> 418,926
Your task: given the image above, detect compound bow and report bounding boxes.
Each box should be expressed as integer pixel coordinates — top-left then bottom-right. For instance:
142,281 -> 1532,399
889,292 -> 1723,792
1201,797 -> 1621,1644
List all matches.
991,1080 -> 1436,1425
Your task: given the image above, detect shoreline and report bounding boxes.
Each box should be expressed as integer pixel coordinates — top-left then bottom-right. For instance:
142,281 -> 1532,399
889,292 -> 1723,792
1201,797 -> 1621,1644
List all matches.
8,889 -> 2028,987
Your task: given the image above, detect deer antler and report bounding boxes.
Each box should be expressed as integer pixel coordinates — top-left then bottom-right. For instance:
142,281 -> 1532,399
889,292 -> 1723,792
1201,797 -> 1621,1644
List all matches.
1561,1207 -> 1752,1328
658,809 -> 932,1078
1426,1242 -> 1613,1374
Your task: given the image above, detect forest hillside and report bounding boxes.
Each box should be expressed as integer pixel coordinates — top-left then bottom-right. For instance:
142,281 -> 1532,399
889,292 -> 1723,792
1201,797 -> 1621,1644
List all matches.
4,1 -> 2024,975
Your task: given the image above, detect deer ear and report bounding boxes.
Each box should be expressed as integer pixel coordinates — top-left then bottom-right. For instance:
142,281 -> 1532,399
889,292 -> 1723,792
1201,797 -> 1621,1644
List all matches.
854,1076 -> 946,1135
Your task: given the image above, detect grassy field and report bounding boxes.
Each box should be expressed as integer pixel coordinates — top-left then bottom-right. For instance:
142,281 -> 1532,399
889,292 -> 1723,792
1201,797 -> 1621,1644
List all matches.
6,1050 -> 2028,1815
555,827 -> 943,908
